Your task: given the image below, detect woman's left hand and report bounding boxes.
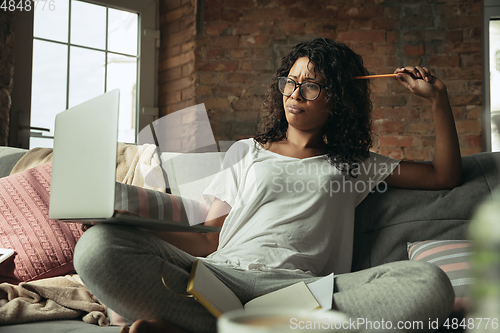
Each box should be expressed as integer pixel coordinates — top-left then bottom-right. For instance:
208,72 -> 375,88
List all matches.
385,65 -> 462,191
394,66 -> 447,102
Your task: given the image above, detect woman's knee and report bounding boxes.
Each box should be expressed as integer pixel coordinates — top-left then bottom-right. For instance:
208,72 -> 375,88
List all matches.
402,261 -> 455,312
74,224 -> 141,279
403,260 -> 452,286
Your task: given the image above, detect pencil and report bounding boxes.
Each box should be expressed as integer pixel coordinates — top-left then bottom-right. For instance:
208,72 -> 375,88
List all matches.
354,74 -> 398,79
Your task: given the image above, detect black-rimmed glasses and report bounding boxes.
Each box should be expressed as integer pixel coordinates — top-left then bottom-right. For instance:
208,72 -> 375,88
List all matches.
277,77 -> 326,101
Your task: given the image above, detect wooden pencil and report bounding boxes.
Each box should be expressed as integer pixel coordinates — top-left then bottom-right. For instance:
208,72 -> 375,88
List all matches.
354,74 -> 398,79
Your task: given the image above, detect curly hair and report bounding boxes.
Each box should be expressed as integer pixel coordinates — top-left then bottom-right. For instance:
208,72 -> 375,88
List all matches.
254,38 -> 373,170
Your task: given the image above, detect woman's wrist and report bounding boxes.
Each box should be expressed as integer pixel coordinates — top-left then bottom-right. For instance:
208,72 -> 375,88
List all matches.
429,87 -> 450,106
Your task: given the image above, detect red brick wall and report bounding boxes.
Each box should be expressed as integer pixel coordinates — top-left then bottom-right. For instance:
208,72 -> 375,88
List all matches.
159,0 -> 482,159
159,0 -> 197,115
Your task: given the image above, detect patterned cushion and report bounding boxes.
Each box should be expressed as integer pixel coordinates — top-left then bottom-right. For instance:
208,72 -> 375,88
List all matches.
0,163 -> 83,284
0,163 -> 209,284
407,240 -> 473,312
114,182 -> 209,226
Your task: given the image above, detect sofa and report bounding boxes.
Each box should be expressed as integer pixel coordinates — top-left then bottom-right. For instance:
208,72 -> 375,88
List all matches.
0,145 -> 499,332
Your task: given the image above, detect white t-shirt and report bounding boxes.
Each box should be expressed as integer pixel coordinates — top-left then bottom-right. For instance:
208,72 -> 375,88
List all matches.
202,139 -> 400,277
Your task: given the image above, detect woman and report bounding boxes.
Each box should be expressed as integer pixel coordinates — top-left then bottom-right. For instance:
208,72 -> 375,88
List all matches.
74,38 -> 460,333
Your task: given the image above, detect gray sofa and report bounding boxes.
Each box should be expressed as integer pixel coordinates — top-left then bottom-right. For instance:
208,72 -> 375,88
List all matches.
352,151 -> 500,271
1,146 -> 499,332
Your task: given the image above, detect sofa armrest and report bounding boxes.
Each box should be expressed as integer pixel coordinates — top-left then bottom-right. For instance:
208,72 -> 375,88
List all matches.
352,152 -> 500,271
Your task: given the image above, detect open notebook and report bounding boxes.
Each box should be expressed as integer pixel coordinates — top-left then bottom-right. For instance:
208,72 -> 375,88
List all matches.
48,90 -> 219,233
187,260 -> 321,318
186,260 -> 334,318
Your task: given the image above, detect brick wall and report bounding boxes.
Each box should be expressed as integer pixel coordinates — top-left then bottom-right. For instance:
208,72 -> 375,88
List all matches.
159,0 -> 482,159
159,0 -> 197,115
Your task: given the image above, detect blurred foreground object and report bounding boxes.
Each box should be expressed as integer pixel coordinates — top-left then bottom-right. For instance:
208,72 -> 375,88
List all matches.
467,189 -> 500,333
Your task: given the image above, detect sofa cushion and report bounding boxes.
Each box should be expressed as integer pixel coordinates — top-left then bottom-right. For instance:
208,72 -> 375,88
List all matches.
0,147 -> 27,179
0,163 -> 83,284
0,320 -> 121,333
407,240 -> 473,313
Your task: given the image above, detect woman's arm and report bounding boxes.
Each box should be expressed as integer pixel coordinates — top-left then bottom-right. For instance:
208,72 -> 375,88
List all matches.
147,198 -> 231,257
384,66 -> 463,190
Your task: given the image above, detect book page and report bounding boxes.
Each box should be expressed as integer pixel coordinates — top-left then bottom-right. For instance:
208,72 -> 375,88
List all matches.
0,248 -> 14,264
244,281 -> 321,311
306,273 -> 334,310
187,260 -> 243,317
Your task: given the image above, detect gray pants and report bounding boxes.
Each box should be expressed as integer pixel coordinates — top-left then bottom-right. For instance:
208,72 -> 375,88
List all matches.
74,225 -> 454,333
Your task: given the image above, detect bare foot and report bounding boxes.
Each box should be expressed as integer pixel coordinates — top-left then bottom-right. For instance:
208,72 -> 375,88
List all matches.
120,319 -> 187,333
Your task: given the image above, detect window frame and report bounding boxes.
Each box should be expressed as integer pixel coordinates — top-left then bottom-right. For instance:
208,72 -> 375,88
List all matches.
10,0 -> 159,148
483,0 -> 500,152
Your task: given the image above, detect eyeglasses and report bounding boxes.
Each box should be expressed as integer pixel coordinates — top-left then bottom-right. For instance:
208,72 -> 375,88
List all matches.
277,77 -> 326,101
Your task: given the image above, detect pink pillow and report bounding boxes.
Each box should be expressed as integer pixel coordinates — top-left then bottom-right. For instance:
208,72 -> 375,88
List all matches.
0,162 -> 83,284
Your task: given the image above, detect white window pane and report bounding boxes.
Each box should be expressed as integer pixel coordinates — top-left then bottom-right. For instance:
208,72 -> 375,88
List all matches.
490,20 -> 500,111
34,0 -> 69,43
107,54 -> 137,143
30,40 -> 67,148
108,8 -> 138,56
490,20 -> 500,152
30,136 -> 54,149
70,0 -> 106,49
69,46 -> 105,107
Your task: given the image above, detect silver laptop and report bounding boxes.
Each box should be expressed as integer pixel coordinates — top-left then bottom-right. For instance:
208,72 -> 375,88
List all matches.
49,89 -> 219,233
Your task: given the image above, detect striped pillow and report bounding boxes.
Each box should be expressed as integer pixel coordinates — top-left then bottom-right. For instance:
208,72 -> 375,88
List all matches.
114,182 -> 209,226
407,240 -> 473,313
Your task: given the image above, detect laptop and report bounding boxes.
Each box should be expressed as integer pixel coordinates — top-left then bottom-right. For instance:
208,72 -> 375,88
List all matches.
49,89 -> 220,233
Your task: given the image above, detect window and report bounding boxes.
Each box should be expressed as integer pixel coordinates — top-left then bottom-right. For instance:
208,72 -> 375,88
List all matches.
10,0 -> 158,149
484,0 -> 500,152
489,19 -> 500,151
